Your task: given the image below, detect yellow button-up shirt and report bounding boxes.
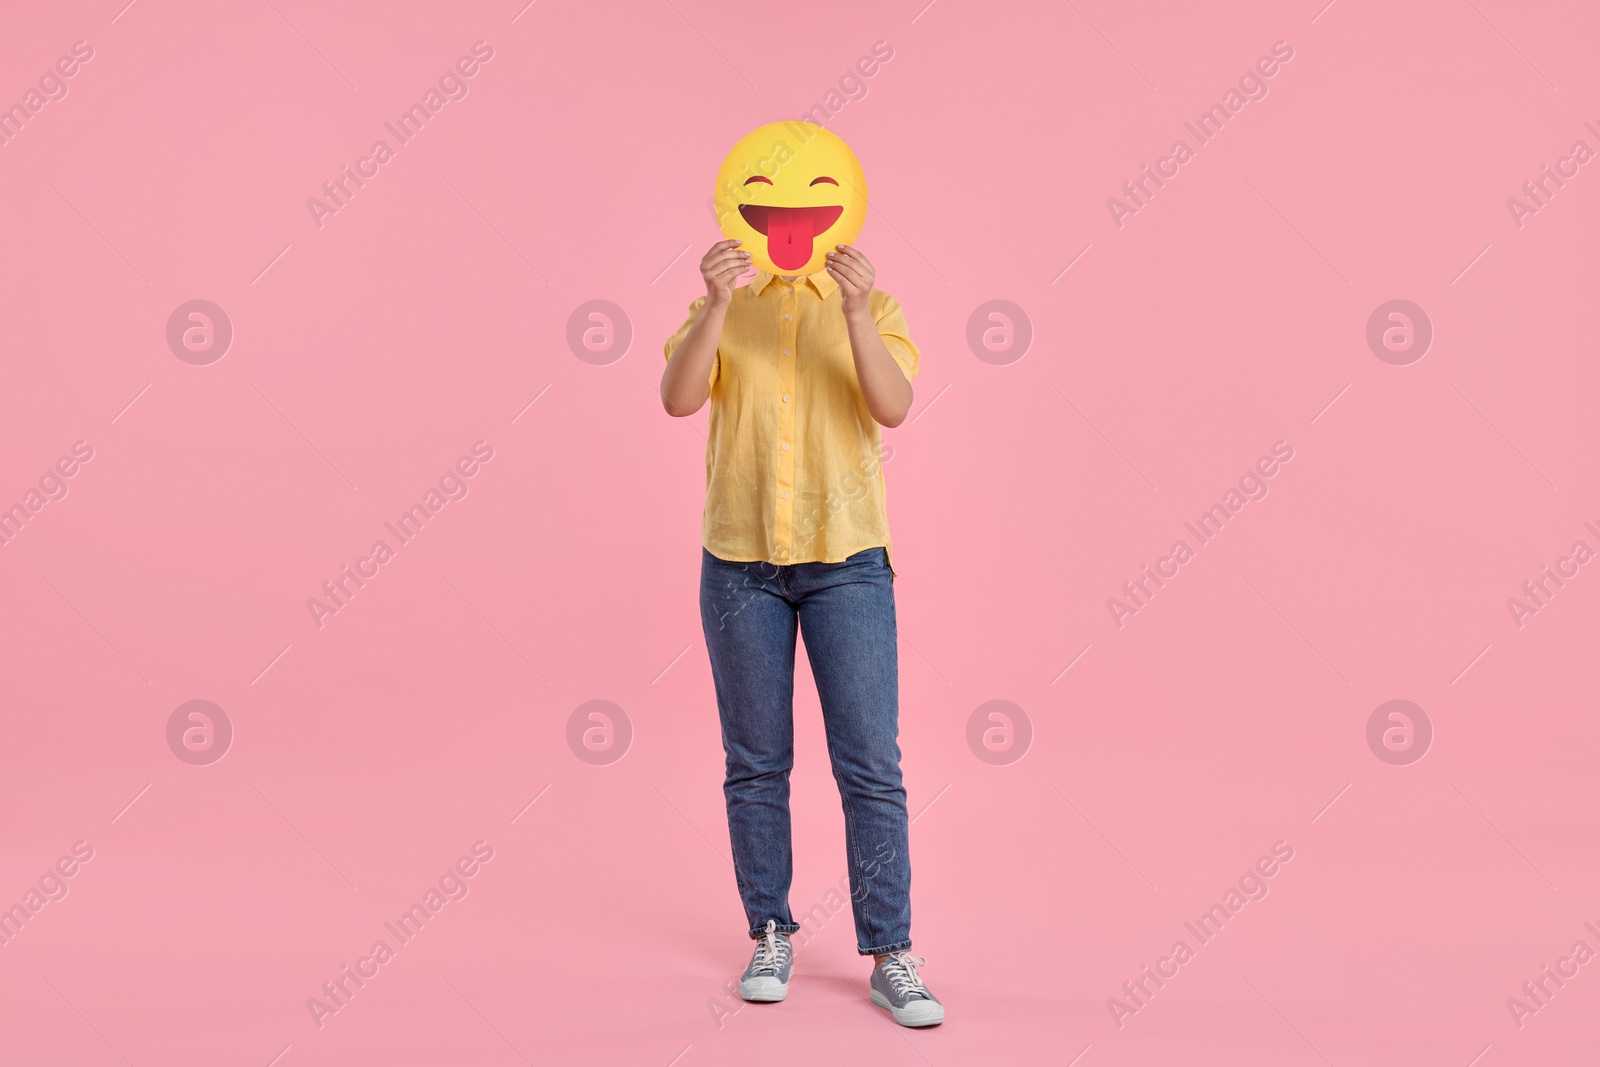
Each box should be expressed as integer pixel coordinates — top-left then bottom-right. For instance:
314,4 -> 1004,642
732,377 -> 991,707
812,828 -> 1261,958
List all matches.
664,269 -> 920,569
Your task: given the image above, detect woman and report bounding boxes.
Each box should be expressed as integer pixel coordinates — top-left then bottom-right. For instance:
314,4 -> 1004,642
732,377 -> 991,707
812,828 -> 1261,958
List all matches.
660,235 -> 943,1028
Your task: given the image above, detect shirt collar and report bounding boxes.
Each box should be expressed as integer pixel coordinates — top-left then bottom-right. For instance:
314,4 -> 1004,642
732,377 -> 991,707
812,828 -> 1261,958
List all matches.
750,268 -> 838,300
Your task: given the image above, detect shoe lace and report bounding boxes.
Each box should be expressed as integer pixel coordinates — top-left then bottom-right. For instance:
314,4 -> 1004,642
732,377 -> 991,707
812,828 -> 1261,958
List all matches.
752,919 -> 791,974
881,952 -> 929,997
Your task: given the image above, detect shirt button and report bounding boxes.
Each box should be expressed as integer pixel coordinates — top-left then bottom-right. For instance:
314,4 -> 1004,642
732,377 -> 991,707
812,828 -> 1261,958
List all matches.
784,314 -> 791,321
781,395 -> 789,402
782,492 -> 789,499
782,444 -> 790,451
783,349 -> 791,355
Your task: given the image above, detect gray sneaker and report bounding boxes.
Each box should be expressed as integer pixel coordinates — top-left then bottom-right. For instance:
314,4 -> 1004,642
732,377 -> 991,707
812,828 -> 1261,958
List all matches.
738,920 -> 793,1002
870,952 -> 944,1027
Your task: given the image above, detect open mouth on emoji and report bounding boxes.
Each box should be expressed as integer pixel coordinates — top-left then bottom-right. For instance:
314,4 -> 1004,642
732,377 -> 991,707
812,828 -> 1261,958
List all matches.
738,204 -> 844,271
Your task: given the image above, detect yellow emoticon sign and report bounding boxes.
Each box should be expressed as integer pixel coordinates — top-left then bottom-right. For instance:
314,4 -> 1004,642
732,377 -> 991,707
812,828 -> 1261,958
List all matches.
714,122 -> 867,277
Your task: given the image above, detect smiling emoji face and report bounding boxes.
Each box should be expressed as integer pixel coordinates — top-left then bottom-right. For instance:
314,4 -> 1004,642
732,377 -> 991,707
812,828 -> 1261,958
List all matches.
714,122 -> 867,276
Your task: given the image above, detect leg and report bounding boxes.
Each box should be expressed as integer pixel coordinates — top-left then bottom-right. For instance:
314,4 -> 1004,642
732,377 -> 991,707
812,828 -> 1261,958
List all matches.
793,547 -> 912,955
699,549 -> 802,938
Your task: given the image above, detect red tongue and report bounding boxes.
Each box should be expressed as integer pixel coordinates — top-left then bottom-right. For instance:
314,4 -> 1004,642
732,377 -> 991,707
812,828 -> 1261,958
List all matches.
766,209 -> 819,271
737,204 -> 846,271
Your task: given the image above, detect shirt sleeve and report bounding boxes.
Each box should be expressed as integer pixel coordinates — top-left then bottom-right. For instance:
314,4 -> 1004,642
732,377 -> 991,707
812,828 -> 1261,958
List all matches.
874,291 -> 920,382
663,295 -> 718,388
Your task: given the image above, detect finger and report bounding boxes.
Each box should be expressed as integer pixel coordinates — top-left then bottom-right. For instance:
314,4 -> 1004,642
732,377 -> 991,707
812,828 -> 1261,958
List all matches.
825,266 -> 867,296
826,256 -> 870,287
825,256 -> 864,282
701,240 -> 744,265
834,244 -> 875,274
838,247 -> 876,281
703,250 -> 751,274
703,245 -> 749,266
827,248 -> 871,278
713,265 -> 747,286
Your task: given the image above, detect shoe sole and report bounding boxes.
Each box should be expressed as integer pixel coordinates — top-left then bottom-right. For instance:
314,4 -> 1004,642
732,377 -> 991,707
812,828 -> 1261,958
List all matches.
870,988 -> 944,1027
739,978 -> 788,1002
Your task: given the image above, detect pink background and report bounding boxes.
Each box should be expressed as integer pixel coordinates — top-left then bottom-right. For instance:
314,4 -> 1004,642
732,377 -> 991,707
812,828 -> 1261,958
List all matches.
2,1 -> 1597,1064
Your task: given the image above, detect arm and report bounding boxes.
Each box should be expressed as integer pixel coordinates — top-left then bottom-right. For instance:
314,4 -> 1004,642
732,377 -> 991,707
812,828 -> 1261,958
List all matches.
826,245 -> 914,428
660,239 -> 750,417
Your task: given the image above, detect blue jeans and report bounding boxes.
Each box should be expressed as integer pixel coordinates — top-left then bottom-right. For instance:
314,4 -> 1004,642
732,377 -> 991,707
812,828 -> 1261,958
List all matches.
699,546 -> 913,956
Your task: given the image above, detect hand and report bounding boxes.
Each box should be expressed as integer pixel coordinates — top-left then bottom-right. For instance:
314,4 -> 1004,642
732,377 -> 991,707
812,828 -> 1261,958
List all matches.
701,239 -> 751,306
825,244 -> 875,317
